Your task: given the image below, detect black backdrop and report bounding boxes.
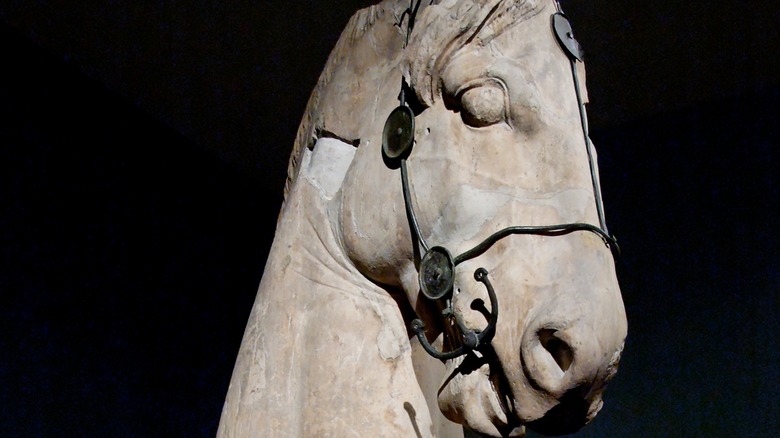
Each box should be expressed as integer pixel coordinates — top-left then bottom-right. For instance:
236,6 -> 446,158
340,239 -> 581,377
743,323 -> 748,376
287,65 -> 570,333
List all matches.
1,1 -> 778,436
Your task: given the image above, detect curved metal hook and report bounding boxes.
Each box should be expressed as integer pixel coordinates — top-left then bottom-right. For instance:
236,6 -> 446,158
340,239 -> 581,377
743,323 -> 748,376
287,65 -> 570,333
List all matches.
411,268 -> 499,360
472,268 -> 498,346
411,318 -> 466,360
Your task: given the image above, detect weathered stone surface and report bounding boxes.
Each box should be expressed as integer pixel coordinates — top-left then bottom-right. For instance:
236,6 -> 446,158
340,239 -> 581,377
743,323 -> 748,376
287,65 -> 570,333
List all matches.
219,1 -> 627,436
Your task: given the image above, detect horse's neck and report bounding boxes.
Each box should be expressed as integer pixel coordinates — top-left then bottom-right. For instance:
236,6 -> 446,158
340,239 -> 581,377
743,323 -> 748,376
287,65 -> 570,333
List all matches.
218,141 -> 440,436
274,138 -> 389,301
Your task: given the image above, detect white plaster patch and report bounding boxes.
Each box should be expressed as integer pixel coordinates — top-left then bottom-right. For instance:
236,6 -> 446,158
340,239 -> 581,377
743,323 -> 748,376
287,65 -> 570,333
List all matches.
301,137 -> 357,200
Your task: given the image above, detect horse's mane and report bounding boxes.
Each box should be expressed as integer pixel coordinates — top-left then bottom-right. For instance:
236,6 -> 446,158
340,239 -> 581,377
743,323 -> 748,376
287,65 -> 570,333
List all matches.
283,0 -> 545,202
283,4 -> 389,200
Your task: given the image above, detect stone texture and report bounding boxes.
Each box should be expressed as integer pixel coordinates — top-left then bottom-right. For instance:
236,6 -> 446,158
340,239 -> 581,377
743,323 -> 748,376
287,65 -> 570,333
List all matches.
219,1 -> 627,436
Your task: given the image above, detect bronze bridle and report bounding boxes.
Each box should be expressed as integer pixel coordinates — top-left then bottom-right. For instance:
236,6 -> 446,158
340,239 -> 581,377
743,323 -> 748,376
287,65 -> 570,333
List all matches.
382,0 -> 618,360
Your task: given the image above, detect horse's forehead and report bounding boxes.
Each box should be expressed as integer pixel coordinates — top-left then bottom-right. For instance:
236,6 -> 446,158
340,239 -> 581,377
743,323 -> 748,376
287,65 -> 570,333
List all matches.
291,0 -> 579,183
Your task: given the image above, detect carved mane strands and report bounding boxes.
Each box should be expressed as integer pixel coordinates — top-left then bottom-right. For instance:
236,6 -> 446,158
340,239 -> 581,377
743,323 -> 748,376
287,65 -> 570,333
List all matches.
407,0 -> 545,107
223,1 -> 627,435
283,0 -> 545,202
284,3 -> 391,201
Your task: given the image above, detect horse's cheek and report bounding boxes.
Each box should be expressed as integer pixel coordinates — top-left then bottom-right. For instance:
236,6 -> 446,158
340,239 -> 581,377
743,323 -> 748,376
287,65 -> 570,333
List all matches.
339,156 -> 409,286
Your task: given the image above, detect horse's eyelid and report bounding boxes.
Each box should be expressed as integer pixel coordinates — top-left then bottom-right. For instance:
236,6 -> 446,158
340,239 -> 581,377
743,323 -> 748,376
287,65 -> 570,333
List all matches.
454,78 -> 508,99
457,79 -> 510,127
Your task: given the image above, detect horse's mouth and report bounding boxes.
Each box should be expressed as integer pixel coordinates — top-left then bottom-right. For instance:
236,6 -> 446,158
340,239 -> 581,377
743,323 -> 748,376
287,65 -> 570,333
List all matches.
481,373 -> 603,437
485,363 -> 524,436
446,350 -> 600,437
525,390 -> 601,436
442,352 -> 524,437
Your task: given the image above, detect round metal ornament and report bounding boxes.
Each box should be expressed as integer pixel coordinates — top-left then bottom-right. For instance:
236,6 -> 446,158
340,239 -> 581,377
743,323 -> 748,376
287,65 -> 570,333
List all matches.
382,105 -> 415,160
552,13 -> 583,61
418,246 -> 455,300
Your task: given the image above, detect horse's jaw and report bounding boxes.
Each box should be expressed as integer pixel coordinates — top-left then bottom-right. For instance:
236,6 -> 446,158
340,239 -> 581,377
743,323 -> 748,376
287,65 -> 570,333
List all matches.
437,354 -> 607,437
431,235 -> 626,436
438,355 -> 526,437
437,344 -> 618,437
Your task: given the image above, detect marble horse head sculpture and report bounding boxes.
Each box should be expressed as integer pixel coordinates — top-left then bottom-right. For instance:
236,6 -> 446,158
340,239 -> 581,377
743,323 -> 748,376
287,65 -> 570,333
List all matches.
218,0 -> 627,436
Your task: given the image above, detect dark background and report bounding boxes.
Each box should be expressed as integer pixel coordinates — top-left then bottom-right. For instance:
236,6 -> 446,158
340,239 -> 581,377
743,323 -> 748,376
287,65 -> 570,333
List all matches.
1,1 -> 777,436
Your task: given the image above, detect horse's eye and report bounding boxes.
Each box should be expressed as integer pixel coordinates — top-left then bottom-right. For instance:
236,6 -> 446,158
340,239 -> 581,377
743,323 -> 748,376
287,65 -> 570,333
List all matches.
458,81 -> 507,128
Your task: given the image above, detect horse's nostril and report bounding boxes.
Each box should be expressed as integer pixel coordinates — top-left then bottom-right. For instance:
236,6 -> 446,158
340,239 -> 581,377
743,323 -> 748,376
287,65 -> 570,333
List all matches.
538,329 -> 573,372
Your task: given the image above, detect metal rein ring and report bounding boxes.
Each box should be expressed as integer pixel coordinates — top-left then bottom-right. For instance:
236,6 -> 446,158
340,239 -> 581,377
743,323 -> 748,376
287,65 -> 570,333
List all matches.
411,267 -> 498,360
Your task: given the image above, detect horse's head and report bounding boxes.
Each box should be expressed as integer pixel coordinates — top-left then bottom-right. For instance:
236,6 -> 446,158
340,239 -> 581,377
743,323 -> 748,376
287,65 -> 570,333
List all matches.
291,0 -> 627,435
